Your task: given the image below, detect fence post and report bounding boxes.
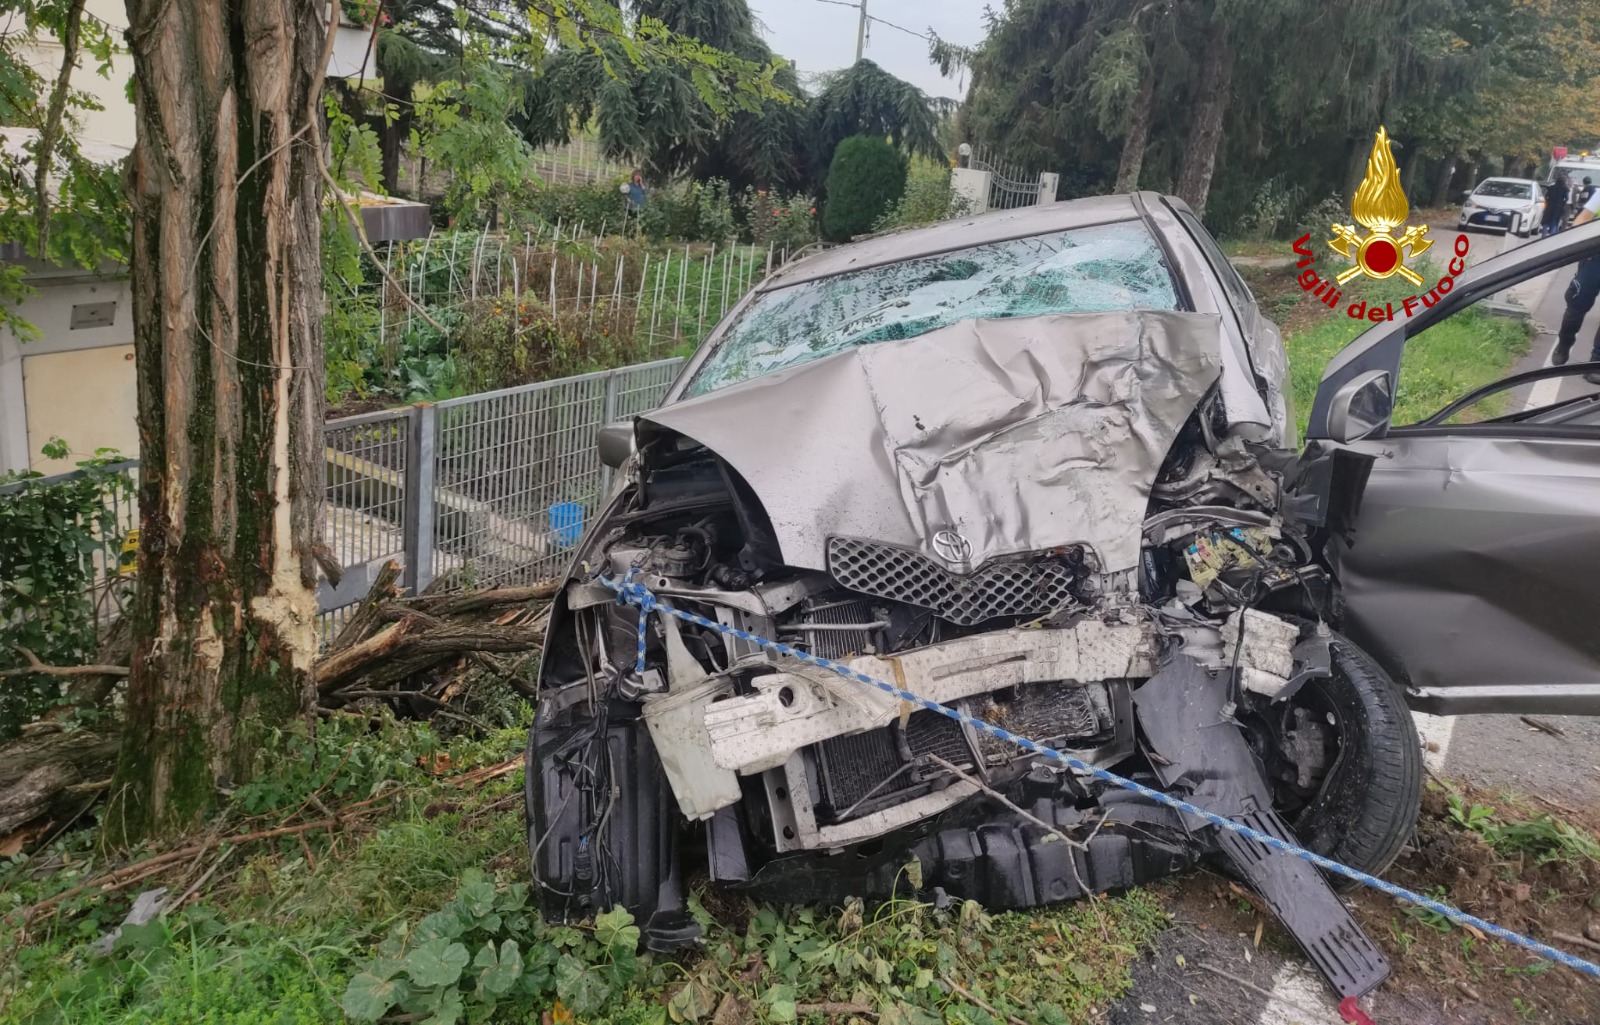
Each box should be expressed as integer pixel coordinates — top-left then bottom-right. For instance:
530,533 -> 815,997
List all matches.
599,369 -> 621,496
1037,172 -> 1060,204
403,403 -> 437,594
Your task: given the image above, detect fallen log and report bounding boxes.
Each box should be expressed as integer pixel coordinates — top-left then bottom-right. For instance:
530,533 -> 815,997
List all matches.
0,570 -> 551,849
0,726 -> 120,835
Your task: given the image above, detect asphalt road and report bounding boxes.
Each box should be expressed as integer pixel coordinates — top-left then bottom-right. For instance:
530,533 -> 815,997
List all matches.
1101,224 -> 1600,1025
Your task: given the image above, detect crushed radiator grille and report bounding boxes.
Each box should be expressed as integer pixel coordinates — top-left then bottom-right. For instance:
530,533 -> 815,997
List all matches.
827,537 -> 1079,626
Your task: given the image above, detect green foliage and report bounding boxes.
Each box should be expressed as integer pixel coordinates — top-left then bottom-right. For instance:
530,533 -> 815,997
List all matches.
231,716 -> 444,817
873,160 -> 969,232
823,136 -> 907,242
0,448 -> 134,738
1446,794 -> 1600,867
341,873 -> 643,1023
742,186 -> 818,254
806,59 -> 944,183
637,179 -> 736,244
0,0 -> 130,339
414,23 -> 537,227
521,179 -> 632,233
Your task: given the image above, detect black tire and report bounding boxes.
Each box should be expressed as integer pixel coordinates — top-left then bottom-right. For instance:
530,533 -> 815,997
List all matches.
1284,633 -> 1423,881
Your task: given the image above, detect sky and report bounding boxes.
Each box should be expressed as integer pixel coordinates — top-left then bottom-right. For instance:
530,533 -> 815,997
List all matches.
749,0 -> 987,100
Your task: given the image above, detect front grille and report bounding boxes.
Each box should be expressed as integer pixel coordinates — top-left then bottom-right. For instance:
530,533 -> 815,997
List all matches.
827,537 -> 1079,626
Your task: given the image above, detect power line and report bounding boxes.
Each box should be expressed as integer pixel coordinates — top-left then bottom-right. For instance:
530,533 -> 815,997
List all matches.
803,0 -> 938,47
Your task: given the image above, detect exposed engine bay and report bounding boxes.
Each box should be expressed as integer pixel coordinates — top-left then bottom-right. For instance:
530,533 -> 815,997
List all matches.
529,373 -> 1394,999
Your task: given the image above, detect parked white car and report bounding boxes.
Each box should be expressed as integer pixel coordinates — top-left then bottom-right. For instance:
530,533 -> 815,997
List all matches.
1458,177 -> 1544,236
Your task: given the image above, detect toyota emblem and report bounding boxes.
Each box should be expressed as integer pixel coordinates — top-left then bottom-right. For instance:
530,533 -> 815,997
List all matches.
932,530 -> 973,564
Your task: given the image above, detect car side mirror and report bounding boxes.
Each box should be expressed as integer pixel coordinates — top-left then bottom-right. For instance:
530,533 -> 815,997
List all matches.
1326,370 -> 1393,444
597,420 -> 635,469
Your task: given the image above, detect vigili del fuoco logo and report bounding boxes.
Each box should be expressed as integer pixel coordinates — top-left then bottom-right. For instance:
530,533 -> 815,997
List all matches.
1290,126 -> 1471,322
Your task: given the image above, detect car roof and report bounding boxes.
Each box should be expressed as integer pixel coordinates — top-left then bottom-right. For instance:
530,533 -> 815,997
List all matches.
759,193 -> 1149,291
1478,177 -> 1537,185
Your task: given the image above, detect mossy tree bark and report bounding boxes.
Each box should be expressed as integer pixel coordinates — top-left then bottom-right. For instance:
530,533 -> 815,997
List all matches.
108,0 -> 329,843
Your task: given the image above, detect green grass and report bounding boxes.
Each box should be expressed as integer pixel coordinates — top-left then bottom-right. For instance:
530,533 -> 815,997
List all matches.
1283,266 -> 1532,437
1219,237 -> 1289,259
1,719 -> 1171,1025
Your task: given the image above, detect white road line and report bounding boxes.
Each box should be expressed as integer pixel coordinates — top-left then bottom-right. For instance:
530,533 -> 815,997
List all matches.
1252,964 -> 1348,1025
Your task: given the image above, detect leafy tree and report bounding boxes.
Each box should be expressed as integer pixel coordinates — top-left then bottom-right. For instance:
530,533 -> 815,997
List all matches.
953,0 -> 1600,227
94,0 -> 788,844
0,0 -> 129,337
823,135 -> 907,242
806,59 -> 944,184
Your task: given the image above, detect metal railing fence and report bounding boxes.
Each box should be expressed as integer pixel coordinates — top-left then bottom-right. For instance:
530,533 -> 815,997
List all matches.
2,357 -> 686,644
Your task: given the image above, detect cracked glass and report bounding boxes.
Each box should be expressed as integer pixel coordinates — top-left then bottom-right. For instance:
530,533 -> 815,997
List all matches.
685,220 -> 1182,397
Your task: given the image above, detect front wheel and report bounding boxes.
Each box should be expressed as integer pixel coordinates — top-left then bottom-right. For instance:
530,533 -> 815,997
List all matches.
1246,632 -> 1424,879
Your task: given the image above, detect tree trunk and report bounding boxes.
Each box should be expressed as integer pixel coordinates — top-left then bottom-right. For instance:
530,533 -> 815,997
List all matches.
1114,65 -> 1154,193
380,75 -> 413,197
109,0 -> 329,843
1429,152 -> 1457,207
1174,22 -> 1232,217
1401,141 -> 1422,200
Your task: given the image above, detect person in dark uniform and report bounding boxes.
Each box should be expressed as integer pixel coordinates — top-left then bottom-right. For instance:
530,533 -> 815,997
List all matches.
1552,187 -> 1600,381
1541,173 -> 1570,237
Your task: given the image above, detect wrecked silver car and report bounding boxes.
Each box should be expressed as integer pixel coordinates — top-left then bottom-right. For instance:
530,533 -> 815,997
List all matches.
526,195 -> 1600,1000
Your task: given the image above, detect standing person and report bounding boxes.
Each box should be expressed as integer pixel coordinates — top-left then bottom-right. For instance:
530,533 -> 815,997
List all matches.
1550,186 -> 1600,381
624,170 -> 648,235
1541,173 -> 1569,238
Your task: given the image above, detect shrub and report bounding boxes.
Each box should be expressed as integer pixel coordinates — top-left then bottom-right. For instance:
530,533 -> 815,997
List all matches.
873,160 -> 969,232
743,187 -> 818,254
823,136 -> 908,242
637,179 -> 736,244
0,446 -> 135,738
519,179 -> 631,235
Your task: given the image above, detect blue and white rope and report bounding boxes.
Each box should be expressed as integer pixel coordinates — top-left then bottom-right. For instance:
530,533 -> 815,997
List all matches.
604,571 -> 1600,981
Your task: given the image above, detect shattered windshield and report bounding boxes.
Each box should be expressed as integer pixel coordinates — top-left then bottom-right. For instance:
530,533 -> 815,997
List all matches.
684,220 -> 1181,397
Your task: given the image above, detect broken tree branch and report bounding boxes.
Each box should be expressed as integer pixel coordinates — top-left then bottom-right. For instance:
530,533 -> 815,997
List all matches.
0,647 -> 129,679
326,559 -> 403,655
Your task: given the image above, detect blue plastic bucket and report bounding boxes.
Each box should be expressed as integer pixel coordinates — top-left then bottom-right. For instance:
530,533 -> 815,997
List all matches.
549,501 -> 585,548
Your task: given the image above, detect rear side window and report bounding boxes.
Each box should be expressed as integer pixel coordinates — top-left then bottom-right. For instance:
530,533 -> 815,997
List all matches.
686,220 -> 1181,397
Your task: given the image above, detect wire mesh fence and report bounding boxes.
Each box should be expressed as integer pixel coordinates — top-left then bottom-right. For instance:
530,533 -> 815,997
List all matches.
2,358 -> 687,649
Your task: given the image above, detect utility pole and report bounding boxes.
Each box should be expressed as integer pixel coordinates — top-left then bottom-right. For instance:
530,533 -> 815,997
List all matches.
855,0 -> 868,62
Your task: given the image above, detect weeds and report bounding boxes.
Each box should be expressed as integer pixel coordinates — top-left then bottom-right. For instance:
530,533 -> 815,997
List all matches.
1444,794 -> 1600,868
2,718 -> 1171,1025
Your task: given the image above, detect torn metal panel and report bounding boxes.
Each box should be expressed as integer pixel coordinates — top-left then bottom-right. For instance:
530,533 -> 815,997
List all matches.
1334,433 -> 1600,714
703,619 -> 1158,774
646,310 -> 1225,574
1135,657 -> 1391,998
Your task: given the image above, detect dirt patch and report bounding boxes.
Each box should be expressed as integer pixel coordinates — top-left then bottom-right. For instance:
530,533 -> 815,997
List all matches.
1353,782 -> 1600,1023
1237,261 -> 1336,336
1141,782 -> 1600,1023
327,395 -> 402,420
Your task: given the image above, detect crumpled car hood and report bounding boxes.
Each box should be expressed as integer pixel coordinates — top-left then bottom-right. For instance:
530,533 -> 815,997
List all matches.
644,310 -> 1225,574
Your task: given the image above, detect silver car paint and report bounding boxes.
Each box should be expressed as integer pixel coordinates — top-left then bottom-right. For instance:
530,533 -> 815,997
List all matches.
1331,430 -> 1600,714
665,195 -> 1286,447
644,309 -> 1224,574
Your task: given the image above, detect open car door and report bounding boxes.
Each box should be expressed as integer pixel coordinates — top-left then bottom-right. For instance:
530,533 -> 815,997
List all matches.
1301,226 -> 1600,715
